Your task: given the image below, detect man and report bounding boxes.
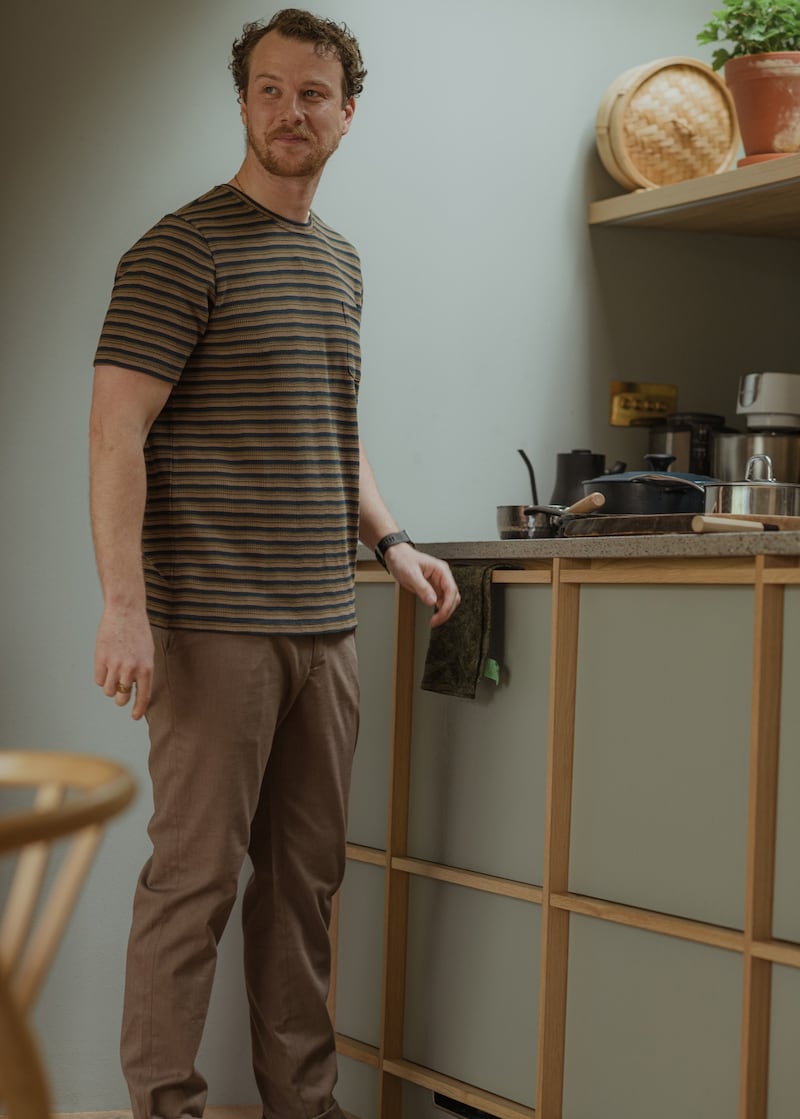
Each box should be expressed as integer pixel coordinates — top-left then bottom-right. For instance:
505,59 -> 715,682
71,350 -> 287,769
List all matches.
89,10 -> 459,1119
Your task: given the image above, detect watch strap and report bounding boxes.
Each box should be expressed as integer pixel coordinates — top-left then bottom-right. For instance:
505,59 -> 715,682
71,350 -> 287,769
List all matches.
374,530 -> 414,568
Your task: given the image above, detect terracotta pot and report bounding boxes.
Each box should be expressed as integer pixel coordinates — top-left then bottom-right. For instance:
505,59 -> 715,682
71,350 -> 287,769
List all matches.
724,52 -> 800,162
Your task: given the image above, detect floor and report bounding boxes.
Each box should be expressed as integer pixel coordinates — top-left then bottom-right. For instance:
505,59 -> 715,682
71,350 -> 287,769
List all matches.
55,1111 -> 359,1119
56,1112 -> 259,1119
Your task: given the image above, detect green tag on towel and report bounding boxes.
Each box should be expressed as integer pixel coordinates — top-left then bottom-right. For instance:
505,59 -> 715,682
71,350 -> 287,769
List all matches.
483,657 -> 500,685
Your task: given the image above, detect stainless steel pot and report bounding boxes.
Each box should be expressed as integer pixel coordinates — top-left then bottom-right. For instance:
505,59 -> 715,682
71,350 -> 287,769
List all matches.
711,431 -> 800,482
704,454 -> 800,515
497,504 -> 536,539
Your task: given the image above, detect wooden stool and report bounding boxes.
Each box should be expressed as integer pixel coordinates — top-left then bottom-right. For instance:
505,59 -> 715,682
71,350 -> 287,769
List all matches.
0,751 -> 136,1119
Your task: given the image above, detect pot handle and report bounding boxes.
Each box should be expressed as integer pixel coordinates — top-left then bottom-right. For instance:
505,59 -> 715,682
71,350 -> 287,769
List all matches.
563,492 -> 606,516
632,473 -> 706,493
527,493 -> 607,517
745,454 -> 775,482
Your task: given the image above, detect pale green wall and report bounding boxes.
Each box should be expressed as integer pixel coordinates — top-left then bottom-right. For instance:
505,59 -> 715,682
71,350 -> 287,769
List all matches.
1,0 -> 798,1112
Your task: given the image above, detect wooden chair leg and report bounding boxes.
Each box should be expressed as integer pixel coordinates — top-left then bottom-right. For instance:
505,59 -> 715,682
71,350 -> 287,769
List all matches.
0,964 -> 51,1119
15,826 -> 103,1012
0,785 -> 63,967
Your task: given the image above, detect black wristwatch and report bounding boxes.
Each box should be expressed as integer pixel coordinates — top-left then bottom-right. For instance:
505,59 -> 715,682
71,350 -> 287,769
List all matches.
374,530 -> 414,569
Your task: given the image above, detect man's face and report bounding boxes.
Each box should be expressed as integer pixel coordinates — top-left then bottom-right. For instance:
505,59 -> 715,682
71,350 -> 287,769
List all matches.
240,31 -> 355,180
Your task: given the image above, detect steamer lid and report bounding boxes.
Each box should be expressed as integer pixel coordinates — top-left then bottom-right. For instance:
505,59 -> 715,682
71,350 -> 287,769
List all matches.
596,57 -> 740,190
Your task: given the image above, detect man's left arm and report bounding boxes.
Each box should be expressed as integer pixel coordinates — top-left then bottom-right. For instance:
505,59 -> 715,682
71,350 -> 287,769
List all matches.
358,441 -> 460,627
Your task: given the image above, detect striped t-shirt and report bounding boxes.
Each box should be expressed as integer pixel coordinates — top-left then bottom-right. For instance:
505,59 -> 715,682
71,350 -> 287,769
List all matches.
95,184 -> 362,635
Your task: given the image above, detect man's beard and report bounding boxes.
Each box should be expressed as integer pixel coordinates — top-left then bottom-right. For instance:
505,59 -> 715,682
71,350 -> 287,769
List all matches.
248,124 -> 340,179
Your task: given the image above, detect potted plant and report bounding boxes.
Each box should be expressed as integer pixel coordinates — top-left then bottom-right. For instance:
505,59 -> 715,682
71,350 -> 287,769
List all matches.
697,0 -> 800,164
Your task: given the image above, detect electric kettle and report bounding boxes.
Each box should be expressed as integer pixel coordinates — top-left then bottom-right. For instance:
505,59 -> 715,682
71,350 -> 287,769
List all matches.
550,450 -> 607,506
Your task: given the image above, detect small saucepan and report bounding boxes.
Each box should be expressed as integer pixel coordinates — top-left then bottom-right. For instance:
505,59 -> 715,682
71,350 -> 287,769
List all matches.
497,493 -> 605,539
704,454 -> 800,516
525,492 -> 606,537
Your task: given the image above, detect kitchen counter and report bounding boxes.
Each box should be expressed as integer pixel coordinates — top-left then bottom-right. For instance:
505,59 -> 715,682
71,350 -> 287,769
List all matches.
361,530 -> 800,564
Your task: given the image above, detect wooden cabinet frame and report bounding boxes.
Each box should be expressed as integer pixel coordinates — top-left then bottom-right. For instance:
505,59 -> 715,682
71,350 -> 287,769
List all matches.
330,553 -> 800,1119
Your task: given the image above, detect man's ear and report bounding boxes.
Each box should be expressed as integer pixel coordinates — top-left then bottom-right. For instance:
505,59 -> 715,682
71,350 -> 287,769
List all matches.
341,96 -> 356,136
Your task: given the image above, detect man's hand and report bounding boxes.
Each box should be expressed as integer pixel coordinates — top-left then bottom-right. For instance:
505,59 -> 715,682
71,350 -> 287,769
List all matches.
356,442 -> 460,625
384,543 -> 461,627
94,607 -> 154,720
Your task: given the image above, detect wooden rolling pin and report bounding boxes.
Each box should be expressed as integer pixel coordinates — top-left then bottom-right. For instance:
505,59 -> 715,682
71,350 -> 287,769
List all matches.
702,512 -> 800,529
692,515 -> 779,534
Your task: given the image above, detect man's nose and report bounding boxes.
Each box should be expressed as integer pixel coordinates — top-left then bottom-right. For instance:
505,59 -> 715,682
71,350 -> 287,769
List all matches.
278,92 -> 305,122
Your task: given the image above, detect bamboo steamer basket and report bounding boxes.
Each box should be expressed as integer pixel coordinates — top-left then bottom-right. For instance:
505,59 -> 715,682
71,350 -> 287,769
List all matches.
596,57 -> 740,190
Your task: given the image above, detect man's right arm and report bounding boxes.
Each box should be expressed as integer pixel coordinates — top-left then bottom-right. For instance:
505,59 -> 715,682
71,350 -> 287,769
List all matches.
89,364 -> 172,720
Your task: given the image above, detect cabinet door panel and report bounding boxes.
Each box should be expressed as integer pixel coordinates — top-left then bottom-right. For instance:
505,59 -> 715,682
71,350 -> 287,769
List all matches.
351,583 -> 396,849
336,1053 -> 378,1119
774,588 -> 800,942
564,916 -> 741,1119
335,861 -> 385,1048
408,585 -> 551,883
570,585 -> 751,928
768,964 -> 800,1119
403,877 -> 539,1107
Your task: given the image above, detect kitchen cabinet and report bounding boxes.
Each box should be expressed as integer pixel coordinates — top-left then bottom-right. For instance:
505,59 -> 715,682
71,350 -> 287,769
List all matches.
588,153 -> 800,238
330,540 -> 800,1119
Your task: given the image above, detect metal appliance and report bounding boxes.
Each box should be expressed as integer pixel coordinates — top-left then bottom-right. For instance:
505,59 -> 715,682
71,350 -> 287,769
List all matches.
712,430 -> 800,482
647,412 -> 729,475
736,371 -> 800,430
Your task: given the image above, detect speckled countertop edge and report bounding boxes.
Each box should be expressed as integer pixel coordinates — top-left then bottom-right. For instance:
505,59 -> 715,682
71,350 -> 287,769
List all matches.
359,531 -> 800,563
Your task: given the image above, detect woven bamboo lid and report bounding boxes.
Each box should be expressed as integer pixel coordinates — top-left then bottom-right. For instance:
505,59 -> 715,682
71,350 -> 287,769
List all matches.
596,57 -> 740,190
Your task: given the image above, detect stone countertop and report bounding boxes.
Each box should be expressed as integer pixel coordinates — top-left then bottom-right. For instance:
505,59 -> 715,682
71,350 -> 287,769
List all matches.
359,531 -> 800,563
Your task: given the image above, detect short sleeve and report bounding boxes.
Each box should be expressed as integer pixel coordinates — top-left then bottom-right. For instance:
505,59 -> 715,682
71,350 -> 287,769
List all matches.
94,214 -> 215,384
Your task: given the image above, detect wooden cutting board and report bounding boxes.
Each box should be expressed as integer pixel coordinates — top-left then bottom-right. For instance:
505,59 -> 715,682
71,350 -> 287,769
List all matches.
561,514 -> 696,536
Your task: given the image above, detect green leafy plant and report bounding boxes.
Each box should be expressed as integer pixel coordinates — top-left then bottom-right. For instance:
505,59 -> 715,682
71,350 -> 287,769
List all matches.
697,0 -> 800,69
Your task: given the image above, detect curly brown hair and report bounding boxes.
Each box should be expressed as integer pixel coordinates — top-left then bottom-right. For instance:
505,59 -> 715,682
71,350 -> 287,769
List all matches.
230,9 -> 367,103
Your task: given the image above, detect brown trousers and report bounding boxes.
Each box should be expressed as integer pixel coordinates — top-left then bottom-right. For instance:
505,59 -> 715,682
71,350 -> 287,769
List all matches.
121,628 -> 359,1119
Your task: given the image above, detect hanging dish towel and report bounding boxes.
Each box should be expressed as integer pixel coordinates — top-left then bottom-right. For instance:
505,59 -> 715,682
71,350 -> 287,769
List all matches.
420,563 -> 520,699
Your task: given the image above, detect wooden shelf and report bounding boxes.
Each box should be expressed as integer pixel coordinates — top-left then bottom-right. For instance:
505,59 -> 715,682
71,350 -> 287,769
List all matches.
588,153 -> 800,238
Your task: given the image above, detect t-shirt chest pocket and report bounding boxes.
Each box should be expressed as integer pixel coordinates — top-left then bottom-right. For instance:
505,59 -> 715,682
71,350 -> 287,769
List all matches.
340,302 -> 361,386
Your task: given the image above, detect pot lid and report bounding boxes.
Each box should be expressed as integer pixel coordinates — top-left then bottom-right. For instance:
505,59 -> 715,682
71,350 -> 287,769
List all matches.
587,470 -> 715,484
587,461 -> 717,485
